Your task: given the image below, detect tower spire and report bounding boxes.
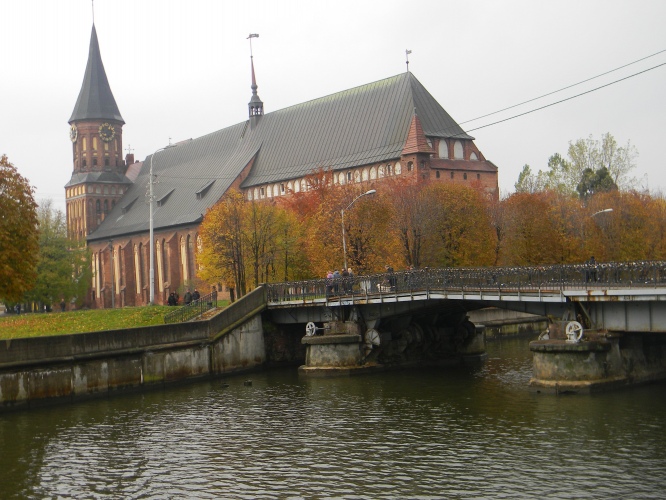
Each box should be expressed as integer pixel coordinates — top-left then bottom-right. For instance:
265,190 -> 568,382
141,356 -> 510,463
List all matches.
247,33 -> 263,123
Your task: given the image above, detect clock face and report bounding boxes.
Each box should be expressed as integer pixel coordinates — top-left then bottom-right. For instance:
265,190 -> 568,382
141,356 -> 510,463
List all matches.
99,122 -> 115,142
69,124 -> 78,142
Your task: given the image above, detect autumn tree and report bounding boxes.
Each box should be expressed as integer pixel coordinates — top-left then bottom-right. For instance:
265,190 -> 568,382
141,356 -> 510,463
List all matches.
0,154 -> 39,301
198,190 -> 309,297
23,200 -> 91,308
419,183 -> 495,268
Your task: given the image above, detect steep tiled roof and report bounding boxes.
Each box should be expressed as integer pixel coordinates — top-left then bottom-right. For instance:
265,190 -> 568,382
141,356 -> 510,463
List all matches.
88,72 -> 472,241
402,113 -> 435,155
69,25 -> 124,124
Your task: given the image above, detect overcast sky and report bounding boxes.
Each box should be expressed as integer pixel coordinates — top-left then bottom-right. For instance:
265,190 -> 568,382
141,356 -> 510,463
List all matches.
2,0 -> 665,212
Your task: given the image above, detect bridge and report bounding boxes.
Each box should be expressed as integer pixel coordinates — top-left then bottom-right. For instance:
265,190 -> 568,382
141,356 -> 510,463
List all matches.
259,261 -> 666,390
265,261 -> 666,333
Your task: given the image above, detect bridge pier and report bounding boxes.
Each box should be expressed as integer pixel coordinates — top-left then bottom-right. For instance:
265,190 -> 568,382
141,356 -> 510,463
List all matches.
530,332 -> 666,393
298,316 -> 487,376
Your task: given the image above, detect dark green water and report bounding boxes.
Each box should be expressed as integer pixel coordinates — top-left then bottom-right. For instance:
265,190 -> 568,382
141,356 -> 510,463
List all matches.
1,337 -> 665,499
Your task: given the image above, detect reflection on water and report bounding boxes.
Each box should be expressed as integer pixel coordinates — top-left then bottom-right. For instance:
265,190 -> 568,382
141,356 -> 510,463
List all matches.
1,337 -> 665,499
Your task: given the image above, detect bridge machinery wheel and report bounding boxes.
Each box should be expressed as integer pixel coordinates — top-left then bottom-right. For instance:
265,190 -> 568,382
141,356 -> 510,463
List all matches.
365,328 -> 381,347
305,322 -> 317,337
565,321 -> 584,343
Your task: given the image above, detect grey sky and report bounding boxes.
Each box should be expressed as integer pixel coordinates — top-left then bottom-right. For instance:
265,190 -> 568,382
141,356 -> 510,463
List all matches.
2,0 -> 665,212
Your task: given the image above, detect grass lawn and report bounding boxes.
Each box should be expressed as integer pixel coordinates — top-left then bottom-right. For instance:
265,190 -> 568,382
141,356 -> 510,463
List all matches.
0,302 -> 226,340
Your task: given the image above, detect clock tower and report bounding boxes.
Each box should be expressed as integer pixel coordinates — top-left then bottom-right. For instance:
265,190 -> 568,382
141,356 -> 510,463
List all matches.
66,24 -> 131,240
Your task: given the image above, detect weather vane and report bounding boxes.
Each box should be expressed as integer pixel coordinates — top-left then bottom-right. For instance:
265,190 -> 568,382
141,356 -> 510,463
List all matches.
247,33 -> 259,57
406,49 -> 412,72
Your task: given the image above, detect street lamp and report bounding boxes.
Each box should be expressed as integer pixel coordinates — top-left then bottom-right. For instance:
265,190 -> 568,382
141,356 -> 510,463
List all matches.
341,189 -> 376,270
591,208 -> 613,217
149,144 -> 175,305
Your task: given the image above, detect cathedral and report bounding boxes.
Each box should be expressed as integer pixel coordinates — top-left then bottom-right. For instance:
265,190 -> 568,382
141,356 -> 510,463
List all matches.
65,25 -> 499,308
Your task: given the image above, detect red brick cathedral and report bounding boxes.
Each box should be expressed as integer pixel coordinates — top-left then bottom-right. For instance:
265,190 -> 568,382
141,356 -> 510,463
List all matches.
66,24 -> 499,308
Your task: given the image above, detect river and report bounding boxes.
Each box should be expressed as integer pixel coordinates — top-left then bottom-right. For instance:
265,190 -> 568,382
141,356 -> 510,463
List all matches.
1,336 -> 665,499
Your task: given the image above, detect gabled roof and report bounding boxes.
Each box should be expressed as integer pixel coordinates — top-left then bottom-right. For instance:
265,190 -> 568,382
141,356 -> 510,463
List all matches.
69,24 -> 124,124
88,72 -> 473,242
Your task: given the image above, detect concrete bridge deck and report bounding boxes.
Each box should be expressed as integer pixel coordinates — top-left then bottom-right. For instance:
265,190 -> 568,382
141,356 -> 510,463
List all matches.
265,261 -> 666,332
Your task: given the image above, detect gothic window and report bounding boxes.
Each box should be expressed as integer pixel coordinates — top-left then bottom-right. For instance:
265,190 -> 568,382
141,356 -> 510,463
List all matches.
180,236 -> 189,283
247,190 -> 253,201
354,170 -> 361,182
300,179 -> 306,192
134,245 -> 142,294
438,140 -> 448,159
163,239 -> 170,286
370,166 -> 377,180
260,187 -> 265,198
387,164 -> 392,176
395,162 -> 402,175
378,165 -> 385,178
114,246 -> 121,292
281,183 -> 286,194
267,185 -> 272,198
454,141 -> 464,159
362,169 -> 369,181
254,188 -> 259,199
188,235 -> 195,282
96,200 -> 101,213
140,243 -> 148,291
156,240 -> 164,292
407,162 -> 413,172
347,172 -> 352,182
471,152 -> 478,161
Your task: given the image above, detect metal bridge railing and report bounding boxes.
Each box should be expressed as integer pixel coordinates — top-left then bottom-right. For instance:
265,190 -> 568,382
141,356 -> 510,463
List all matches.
164,291 -> 218,324
265,261 -> 666,305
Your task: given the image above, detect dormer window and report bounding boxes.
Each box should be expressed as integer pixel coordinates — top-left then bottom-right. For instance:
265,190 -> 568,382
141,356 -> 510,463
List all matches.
438,140 -> 448,159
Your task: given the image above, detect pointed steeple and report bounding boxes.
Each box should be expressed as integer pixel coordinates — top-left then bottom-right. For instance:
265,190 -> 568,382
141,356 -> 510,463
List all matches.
402,110 -> 434,155
69,24 -> 124,124
248,56 -> 264,120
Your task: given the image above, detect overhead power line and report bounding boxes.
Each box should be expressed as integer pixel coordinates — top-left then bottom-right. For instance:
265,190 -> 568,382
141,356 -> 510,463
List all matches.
466,61 -> 666,133
460,49 -> 666,125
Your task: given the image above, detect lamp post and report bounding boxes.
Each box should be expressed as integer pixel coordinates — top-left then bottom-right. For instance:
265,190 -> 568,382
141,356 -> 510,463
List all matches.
341,189 -> 376,270
149,144 -> 175,305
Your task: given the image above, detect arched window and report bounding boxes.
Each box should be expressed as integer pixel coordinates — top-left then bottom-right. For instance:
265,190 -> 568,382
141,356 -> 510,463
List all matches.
248,190 -> 253,200
93,137 -> 97,150
438,140 -> 448,159
395,162 -> 402,175
294,181 -> 300,193
96,200 -> 101,213
407,161 -> 413,172
362,168 -> 369,181
370,166 -> 377,179
162,239 -> 169,286
339,172 -> 346,185
378,165 -> 385,178
104,200 -> 109,214
181,236 -> 189,283
454,141 -> 464,159
156,240 -> 164,292
134,245 -> 142,294
354,170 -> 361,182
470,152 -> 478,161
82,137 -> 87,151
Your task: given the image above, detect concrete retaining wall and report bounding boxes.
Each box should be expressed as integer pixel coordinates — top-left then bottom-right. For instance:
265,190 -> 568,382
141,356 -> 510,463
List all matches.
0,312 -> 266,411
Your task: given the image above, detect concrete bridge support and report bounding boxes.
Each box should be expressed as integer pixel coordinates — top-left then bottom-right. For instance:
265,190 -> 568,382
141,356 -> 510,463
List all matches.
297,311 -> 487,376
530,332 -> 666,393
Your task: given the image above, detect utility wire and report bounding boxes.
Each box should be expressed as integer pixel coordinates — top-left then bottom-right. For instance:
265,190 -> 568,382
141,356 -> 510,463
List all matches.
460,49 -> 666,125
466,61 -> 666,133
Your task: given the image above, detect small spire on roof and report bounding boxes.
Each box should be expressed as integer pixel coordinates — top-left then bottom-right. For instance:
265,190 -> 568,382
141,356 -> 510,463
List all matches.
247,33 -> 263,122
406,49 -> 412,72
